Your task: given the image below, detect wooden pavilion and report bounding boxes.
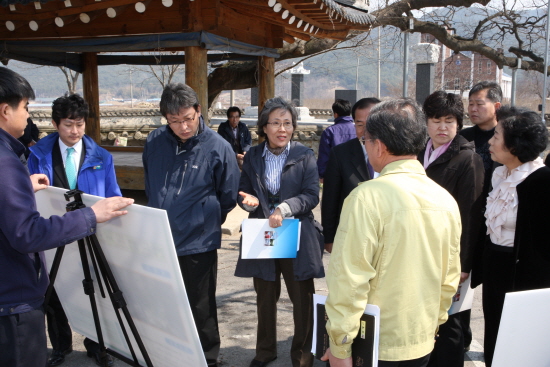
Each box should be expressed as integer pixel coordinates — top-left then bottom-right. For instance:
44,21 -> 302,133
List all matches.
0,0 -> 373,144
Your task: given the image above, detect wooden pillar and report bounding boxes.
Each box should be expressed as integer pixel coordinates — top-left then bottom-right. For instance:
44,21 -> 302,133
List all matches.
82,52 -> 101,144
258,56 -> 275,113
185,46 -> 208,119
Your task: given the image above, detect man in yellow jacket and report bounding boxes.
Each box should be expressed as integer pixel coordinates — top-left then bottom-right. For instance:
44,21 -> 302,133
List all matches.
322,99 -> 461,367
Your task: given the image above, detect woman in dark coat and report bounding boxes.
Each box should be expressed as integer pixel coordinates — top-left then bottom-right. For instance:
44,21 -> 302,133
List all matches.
418,91 -> 484,367
482,106 -> 550,366
235,97 -> 324,367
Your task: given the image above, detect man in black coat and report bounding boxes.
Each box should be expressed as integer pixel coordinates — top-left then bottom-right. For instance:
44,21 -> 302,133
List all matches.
460,81 -> 502,352
217,106 -> 251,168
321,97 -> 380,253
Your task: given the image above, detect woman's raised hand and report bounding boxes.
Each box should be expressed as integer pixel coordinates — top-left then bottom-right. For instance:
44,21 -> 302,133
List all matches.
239,191 -> 259,207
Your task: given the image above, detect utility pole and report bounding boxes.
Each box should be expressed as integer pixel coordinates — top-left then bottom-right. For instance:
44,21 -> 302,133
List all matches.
377,27 -> 381,99
130,69 -> 134,108
403,19 -> 413,98
355,53 -> 360,91
403,32 -> 409,97
542,8 -> 550,120
511,58 -> 521,106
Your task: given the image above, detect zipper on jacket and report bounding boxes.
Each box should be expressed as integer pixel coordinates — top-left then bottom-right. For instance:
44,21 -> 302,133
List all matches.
177,162 -> 188,196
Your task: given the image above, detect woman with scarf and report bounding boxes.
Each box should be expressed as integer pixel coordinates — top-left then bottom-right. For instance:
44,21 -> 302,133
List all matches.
418,91 -> 484,367
482,106 -> 550,366
235,97 -> 324,367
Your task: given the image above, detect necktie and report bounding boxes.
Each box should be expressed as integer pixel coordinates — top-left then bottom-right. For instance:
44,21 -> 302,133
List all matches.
65,147 -> 77,190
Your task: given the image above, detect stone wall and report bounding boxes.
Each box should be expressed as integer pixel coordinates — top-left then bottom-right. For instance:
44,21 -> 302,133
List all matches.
30,108 -> 329,152
30,109 -> 550,158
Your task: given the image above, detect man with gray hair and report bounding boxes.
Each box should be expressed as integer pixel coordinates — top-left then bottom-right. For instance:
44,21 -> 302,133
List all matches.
143,84 -> 240,367
321,99 -> 461,367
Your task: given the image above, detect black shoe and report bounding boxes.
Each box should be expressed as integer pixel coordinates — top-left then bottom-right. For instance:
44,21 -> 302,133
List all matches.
249,357 -> 277,367
86,350 -> 114,367
47,347 -> 73,367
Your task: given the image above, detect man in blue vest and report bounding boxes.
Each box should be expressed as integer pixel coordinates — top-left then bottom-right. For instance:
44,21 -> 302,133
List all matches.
28,94 -> 121,367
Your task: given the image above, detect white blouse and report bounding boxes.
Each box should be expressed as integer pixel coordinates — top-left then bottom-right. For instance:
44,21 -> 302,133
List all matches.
485,157 -> 545,247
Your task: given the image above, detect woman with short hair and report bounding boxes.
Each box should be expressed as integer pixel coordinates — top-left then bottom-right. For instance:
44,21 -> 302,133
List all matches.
418,91 -> 485,367
482,106 -> 550,366
235,97 -> 324,367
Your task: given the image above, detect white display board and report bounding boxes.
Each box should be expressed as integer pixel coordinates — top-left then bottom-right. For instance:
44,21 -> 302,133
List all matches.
35,187 -> 207,367
493,287 -> 550,367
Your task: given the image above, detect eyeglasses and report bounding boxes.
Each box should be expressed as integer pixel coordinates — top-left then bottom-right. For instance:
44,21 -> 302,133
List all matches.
361,136 -> 376,144
168,112 -> 197,126
267,121 -> 293,130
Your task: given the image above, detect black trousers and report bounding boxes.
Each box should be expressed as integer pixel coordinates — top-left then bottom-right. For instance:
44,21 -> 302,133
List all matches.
0,308 -> 48,367
459,309 -> 472,348
46,288 -> 72,351
379,354 -> 430,367
46,286 -> 100,353
426,313 -> 464,367
481,243 -> 515,367
253,258 -> 315,367
178,250 -> 220,366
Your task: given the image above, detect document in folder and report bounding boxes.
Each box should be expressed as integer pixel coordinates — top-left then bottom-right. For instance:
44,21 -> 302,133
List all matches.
312,294 -> 380,367
241,218 -> 301,259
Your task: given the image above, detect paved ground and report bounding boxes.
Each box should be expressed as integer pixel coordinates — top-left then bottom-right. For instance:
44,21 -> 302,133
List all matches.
49,195 -> 487,367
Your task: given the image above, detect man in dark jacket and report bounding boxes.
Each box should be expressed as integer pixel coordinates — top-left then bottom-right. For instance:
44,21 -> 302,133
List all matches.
0,67 -> 132,367
321,97 -> 380,253
317,99 -> 355,180
28,94 -> 121,367
143,83 -> 240,367
460,81 -> 502,351
217,106 -> 251,167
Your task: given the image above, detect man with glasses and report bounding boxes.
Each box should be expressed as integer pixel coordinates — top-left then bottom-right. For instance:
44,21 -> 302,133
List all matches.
321,97 -> 380,253
142,83 -> 240,367
322,99 -> 461,367
28,93 -> 121,367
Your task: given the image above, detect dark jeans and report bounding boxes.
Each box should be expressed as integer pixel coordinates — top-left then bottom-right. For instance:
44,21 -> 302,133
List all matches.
427,312 -> 464,367
379,353 -> 430,367
253,258 -> 315,367
0,308 -> 48,367
178,250 -> 220,366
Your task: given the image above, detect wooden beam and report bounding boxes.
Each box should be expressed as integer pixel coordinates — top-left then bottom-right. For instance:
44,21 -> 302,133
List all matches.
82,52 -> 101,144
286,29 -> 311,41
0,9 -> 183,39
184,46 -> 208,117
0,0 -> 150,21
258,55 -> 274,113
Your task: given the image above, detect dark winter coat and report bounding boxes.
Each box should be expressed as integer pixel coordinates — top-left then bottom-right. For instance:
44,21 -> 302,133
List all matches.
143,119 -> 240,256
418,134 -> 484,273
235,141 -> 325,281
321,138 -> 371,244
217,120 -> 252,154
501,166 -> 550,291
0,128 -> 95,316
317,115 -> 356,178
